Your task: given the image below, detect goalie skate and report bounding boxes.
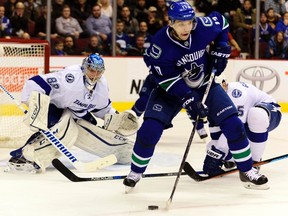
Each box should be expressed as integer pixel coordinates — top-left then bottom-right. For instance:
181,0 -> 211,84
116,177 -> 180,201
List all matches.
123,171 -> 142,193
239,168 -> 269,190
5,156 -> 40,174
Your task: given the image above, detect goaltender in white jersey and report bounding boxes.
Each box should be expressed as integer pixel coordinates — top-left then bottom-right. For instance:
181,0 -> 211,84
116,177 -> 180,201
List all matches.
202,76 -> 282,177
6,53 -> 139,173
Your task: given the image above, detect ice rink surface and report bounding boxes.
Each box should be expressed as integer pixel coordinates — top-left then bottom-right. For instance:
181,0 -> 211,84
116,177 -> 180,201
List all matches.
0,112 -> 287,216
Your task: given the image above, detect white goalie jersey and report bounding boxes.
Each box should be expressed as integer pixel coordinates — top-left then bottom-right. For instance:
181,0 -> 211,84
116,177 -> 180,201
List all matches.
21,65 -> 115,120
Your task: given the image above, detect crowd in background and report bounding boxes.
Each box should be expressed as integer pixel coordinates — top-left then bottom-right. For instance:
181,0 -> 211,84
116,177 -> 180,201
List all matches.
1,0 -> 288,59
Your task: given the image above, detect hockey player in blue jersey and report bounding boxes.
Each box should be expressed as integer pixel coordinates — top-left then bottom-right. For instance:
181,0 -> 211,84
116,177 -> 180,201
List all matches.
131,73 -> 208,139
123,0 -> 269,191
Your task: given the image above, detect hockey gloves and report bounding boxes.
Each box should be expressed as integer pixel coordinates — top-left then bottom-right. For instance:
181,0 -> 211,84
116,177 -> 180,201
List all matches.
182,91 -> 208,121
203,145 -> 225,176
210,45 -> 231,76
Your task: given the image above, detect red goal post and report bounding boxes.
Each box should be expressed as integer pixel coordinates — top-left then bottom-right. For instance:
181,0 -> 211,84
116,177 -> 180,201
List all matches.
0,38 -> 50,147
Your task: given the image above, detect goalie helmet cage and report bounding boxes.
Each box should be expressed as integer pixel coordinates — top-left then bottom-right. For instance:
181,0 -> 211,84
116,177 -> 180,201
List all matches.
0,38 -> 50,148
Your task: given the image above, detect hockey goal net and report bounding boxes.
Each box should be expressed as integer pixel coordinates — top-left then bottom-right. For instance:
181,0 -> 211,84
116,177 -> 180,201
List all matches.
0,38 -> 50,148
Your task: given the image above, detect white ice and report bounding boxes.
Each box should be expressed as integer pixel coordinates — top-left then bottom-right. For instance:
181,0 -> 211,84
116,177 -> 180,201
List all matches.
1,113 -> 288,216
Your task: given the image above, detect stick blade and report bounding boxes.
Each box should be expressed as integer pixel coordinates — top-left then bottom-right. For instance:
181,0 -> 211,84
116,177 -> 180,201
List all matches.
183,162 -> 208,182
52,159 -> 88,182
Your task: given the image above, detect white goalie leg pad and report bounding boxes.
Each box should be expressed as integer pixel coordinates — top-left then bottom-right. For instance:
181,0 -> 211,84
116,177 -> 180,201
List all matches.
103,110 -> 139,136
247,107 -> 269,133
23,91 -> 50,132
75,119 -> 134,164
22,110 -> 79,172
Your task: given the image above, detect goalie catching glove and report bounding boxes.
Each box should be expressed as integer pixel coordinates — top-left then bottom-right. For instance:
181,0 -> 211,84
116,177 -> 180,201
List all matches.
104,110 -> 139,136
23,91 -> 50,132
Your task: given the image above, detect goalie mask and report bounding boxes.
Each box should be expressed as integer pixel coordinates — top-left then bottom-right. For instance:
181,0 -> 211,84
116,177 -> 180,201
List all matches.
81,53 -> 105,91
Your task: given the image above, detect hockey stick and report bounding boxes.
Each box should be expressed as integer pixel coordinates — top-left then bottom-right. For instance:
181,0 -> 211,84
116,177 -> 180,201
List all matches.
52,158 -> 200,182
166,70 -> 216,209
0,84 -> 117,172
184,152 -> 288,182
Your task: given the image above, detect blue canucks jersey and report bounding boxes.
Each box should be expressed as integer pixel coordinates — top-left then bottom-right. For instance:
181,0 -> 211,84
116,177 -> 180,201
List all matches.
144,11 -> 229,98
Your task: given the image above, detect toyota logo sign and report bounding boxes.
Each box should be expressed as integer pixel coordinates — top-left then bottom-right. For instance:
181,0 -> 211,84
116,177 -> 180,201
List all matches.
236,65 -> 280,94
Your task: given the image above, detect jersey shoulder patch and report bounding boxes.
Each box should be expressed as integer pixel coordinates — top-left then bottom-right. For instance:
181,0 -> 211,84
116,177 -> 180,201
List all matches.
150,44 -> 162,59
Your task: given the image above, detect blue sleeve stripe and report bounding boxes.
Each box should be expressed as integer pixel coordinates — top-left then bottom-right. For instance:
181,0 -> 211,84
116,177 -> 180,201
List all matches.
30,76 -> 52,95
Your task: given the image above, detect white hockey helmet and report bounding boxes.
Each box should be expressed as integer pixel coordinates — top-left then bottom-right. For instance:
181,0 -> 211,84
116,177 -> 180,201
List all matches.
81,53 -> 105,90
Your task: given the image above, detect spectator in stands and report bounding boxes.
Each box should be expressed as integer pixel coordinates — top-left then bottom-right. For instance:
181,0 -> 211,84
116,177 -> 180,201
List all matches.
107,19 -> 131,55
126,33 -> 145,56
133,0 -> 149,23
55,4 -> 83,39
34,4 -> 59,40
10,2 -> 30,39
85,4 -> 112,45
52,0 -> 66,19
119,6 -> 139,40
213,0 -> 242,31
23,0 -> 41,22
63,34 -> 79,55
98,0 -> 112,19
194,0 -> 213,15
0,5 -> 12,39
155,0 -> 169,27
254,12 -> 275,43
51,39 -> 67,56
138,21 -> 152,49
147,6 -> 163,35
275,12 -> 288,40
71,0 -> 92,32
116,0 -> 125,18
228,32 -> 241,58
265,0 -> 286,17
115,42 -> 128,56
3,0 -> 17,19
81,34 -> 107,56
266,7 -> 280,30
265,31 -> 287,59
233,0 -> 256,53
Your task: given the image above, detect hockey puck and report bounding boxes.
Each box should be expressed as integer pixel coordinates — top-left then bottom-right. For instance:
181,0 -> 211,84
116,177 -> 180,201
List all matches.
148,205 -> 159,210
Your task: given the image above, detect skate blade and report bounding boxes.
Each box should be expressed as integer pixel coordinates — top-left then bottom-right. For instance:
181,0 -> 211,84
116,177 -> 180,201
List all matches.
4,164 -> 37,174
125,186 -> 135,194
243,182 -> 270,190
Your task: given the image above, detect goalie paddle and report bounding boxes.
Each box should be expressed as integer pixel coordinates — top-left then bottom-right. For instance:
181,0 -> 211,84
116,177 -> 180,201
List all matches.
52,158 -> 194,182
184,152 -> 288,182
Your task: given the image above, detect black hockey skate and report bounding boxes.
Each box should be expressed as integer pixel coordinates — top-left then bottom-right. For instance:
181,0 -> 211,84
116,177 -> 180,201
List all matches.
123,171 -> 142,193
239,168 -> 269,190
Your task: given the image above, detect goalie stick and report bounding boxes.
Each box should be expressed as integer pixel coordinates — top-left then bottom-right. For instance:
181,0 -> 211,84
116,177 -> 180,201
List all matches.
184,152 -> 288,182
51,158 -> 204,182
0,84 -> 117,172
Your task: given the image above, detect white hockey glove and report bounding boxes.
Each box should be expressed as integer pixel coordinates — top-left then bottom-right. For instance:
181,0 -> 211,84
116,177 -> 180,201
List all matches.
23,91 -> 50,132
103,110 -> 139,136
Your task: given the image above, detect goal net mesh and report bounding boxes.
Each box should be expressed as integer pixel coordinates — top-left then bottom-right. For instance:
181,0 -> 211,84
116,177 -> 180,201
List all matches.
0,39 -> 49,148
